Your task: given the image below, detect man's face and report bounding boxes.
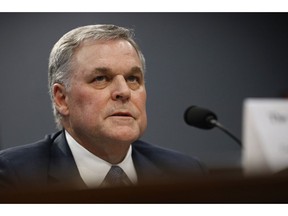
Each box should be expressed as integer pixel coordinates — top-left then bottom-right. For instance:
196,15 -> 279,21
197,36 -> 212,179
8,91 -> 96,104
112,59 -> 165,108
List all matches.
60,39 -> 147,145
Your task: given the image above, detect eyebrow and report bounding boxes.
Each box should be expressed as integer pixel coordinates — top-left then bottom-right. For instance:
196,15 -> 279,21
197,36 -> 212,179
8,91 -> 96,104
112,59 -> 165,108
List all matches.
93,66 -> 144,75
130,66 -> 143,74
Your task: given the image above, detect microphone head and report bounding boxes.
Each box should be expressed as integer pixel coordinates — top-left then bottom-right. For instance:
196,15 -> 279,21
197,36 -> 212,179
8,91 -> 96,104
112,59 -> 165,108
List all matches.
184,106 -> 218,129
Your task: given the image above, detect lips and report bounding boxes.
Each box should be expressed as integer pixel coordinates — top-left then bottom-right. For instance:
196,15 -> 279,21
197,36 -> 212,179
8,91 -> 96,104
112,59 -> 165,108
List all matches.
110,112 -> 134,118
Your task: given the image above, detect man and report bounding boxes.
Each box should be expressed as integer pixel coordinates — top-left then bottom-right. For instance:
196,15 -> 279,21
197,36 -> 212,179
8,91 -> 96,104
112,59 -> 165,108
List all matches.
0,24 -> 206,191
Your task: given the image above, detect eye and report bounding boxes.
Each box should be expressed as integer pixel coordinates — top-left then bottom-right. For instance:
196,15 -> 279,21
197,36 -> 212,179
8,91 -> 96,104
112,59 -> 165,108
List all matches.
94,75 -> 108,82
126,75 -> 143,90
127,75 -> 140,83
90,75 -> 110,89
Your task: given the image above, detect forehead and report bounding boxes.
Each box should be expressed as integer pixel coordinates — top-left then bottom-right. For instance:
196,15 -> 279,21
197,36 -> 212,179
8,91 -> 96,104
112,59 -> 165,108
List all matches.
75,39 -> 139,60
72,39 -> 143,72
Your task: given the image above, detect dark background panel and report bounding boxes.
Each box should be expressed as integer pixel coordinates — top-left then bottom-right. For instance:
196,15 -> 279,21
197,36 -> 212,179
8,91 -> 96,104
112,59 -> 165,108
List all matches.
0,13 -> 287,169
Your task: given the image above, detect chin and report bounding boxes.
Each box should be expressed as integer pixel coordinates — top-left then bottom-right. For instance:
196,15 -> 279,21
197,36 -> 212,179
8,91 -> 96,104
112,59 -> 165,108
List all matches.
109,130 -> 140,143
114,135 -> 139,143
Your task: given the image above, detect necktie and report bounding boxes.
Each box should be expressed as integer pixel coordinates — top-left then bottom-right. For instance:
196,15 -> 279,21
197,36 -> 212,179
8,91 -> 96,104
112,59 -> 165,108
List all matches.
101,166 -> 132,187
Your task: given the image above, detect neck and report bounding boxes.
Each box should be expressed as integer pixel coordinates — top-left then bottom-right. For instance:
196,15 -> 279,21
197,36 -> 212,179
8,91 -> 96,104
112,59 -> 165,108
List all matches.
65,129 -> 131,164
83,140 -> 131,164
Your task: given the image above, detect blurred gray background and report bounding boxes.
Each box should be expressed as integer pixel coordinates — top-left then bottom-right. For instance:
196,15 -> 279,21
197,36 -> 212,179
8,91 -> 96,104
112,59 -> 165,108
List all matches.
0,13 -> 287,169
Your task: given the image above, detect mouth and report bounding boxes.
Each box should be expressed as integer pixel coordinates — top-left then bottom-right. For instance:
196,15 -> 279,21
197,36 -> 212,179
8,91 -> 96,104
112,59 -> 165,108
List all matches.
110,112 -> 134,118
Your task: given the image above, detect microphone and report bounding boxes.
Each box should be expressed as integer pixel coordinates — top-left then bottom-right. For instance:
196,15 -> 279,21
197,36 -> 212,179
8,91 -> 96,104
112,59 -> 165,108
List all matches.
184,106 -> 242,147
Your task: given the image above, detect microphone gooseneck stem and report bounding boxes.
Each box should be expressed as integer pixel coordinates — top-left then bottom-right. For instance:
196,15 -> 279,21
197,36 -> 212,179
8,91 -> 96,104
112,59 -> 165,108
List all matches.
209,119 -> 242,147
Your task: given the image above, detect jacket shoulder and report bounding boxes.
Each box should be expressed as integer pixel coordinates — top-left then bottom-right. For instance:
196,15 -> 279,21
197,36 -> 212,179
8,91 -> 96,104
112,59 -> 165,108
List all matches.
0,131 -> 62,188
132,140 -> 206,173
0,131 -> 61,162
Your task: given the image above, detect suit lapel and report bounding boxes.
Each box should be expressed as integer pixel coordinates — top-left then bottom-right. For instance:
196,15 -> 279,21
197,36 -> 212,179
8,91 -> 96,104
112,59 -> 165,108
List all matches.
132,143 -> 165,185
47,133 -> 165,188
48,131 -> 87,190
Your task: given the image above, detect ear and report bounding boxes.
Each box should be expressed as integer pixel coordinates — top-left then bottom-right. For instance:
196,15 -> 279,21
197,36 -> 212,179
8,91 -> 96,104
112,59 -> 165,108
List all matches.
53,83 -> 69,116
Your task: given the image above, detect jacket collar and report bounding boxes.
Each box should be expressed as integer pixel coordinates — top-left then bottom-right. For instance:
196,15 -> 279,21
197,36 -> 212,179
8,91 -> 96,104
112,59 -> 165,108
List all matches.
48,131 -> 87,190
47,131 -> 164,189
132,141 -> 165,185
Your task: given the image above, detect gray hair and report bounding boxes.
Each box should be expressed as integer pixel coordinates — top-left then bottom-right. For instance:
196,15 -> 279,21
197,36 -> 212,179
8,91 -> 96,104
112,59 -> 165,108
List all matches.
48,24 -> 146,129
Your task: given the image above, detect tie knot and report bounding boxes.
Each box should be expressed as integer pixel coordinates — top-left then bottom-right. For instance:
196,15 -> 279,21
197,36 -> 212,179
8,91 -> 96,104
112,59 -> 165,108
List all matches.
101,166 -> 132,187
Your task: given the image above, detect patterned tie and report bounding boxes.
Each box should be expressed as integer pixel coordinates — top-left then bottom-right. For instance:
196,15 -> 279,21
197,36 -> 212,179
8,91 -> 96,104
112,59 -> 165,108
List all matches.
101,166 -> 132,187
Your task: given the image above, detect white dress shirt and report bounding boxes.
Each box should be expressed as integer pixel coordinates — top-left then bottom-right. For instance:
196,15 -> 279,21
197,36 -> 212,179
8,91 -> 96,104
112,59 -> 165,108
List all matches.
65,131 -> 138,188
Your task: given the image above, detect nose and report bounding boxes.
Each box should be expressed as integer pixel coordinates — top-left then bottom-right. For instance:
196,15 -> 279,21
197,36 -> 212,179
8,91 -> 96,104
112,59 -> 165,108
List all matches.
111,75 -> 131,101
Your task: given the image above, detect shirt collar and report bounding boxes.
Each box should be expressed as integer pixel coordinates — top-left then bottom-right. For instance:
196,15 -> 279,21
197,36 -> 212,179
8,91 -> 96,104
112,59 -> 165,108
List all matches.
65,130 -> 138,188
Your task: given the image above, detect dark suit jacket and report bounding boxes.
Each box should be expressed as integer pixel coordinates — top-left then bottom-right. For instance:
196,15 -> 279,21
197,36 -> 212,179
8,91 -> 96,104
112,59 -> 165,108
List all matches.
0,131 -> 206,191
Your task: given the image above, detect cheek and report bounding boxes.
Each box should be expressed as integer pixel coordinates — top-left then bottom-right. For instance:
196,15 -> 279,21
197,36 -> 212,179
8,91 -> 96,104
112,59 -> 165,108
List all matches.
68,88 -> 102,113
70,90 -> 89,107
133,89 -> 146,108
135,92 -> 147,121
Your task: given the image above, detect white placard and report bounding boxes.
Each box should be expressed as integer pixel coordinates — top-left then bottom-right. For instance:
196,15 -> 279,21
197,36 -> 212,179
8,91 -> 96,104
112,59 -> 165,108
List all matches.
242,98 -> 288,175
